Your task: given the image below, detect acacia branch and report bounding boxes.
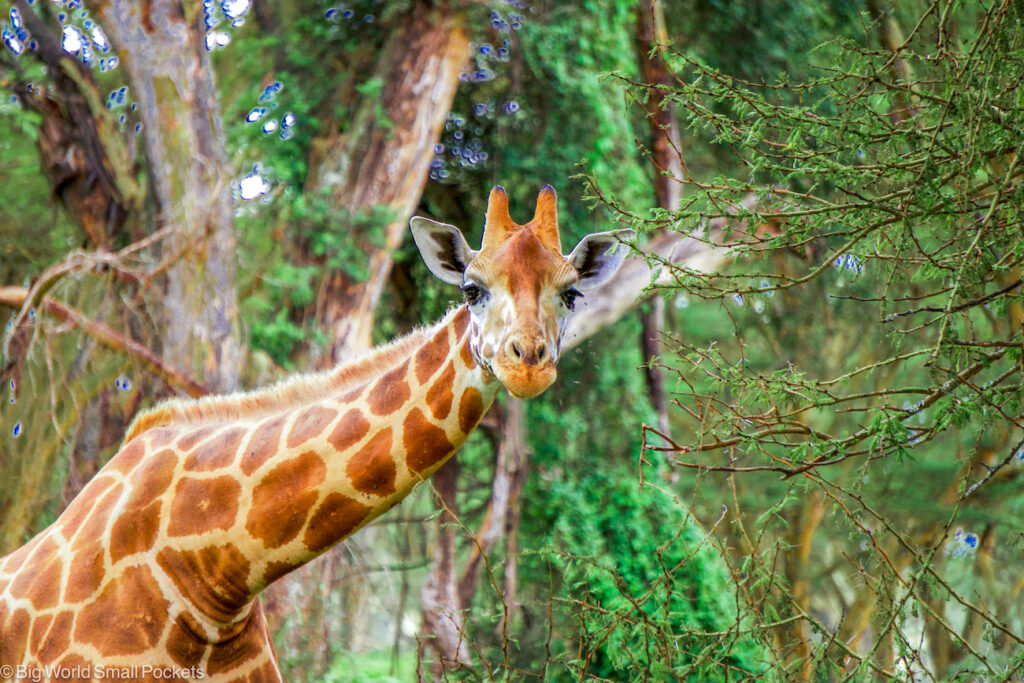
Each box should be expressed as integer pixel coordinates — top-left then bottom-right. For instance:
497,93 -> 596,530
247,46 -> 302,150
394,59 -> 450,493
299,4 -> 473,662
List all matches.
0,285 -> 210,398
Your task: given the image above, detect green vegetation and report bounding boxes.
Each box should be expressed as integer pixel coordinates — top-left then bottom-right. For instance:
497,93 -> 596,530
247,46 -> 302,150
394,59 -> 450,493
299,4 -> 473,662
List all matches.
2,0 -> 1022,680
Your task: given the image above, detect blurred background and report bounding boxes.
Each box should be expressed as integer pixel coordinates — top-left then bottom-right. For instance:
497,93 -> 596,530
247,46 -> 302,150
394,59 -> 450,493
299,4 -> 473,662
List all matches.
2,0 -> 1023,680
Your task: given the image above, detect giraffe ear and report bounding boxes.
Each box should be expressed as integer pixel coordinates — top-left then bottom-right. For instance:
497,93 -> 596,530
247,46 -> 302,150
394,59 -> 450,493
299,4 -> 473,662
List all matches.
410,217 -> 479,286
565,229 -> 635,291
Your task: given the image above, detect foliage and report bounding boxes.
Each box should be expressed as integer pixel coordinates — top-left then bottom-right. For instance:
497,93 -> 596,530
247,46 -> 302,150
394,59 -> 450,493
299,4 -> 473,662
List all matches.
597,0 -> 1024,678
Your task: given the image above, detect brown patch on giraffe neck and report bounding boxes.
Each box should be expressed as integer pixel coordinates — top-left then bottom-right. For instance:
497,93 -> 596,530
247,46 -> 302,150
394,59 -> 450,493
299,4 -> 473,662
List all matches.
0,604 -> 30,667
177,425 -> 218,451
261,560 -> 297,587
403,408 -> 455,473
185,426 -> 247,471
415,323 -> 451,385
71,480 -> 124,550
167,614 -> 206,668
205,604 -> 272,676
327,408 -> 370,452
109,447 -> 177,564
453,304 -> 470,337
28,613 -> 52,659
58,474 -> 119,540
458,387 -> 484,434
66,541 -> 105,603
285,405 -> 340,449
246,451 -> 327,549
35,610 -> 73,665
346,428 -> 397,496
367,359 -> 411,416
241,414 -> 287,476
156,543 -> 253,625
426,361 -> 456,420
167,476 -> 242,537
303,493 -> 371,553
11,537 -> 62,611
75,564 -> 170,656
106,437 -> 146,474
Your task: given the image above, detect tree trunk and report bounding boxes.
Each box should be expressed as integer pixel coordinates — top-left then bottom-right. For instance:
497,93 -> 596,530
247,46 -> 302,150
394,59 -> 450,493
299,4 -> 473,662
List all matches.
93,0 -> 241,393
419,458 -> 471,675
634,0 -> 682,437
12,0 -> 140,248
306,0 -> 469,366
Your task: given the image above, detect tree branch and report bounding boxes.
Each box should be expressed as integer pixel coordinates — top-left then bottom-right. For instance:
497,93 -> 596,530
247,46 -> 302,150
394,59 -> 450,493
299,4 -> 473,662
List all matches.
0,285 -> 210,397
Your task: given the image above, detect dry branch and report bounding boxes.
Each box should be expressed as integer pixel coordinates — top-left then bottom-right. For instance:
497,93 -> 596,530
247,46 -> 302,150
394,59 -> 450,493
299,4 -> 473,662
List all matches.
0,285 -> 209,398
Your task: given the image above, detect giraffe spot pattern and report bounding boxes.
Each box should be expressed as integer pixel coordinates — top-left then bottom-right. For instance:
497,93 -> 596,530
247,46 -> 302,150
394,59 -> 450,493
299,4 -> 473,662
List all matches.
206,604 -> 271,675
0,603 -> 30,666
185,426 -> 247,471
147,426 -> 178,448
35,610 -> 73,665
109,500 -> 162,564
327,409 -> 370,452
8,536 -> 61,611
58,474 -> 118,541
65,541 -> 105,603
106,437 -> 146,474
460,336 -> 476,369
367,359 -> 411,416
246,451 -> 327,549
55,653 -> 92,677
426,362 -> 456,420
303,493 -> 371,553
458,387 -> 484,434
156,543 -> 252,623
27,613 -> 52,657
71,481 -> 124,551
176,425 -> 218,451
74,564 -> 169,656
261,560 -> 296,587
241,415 -> 287,475
167,475 -> 241,537
346,428 -> 397,496
285,405 -> 339,449
109,448 -> 178,563
414,324 -> 450,385
166,614 -> 206,668
403,408 -> 455,473
21,541 -> 63,612
452,305 -> 470,337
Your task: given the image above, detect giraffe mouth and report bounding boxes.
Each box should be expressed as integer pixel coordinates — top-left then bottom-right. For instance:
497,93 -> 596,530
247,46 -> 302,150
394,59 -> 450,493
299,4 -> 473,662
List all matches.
493,360 -> 557,399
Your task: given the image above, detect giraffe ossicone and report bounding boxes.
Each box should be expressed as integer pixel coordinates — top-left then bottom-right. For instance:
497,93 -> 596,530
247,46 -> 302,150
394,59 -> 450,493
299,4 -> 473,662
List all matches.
0,185 -> 632,681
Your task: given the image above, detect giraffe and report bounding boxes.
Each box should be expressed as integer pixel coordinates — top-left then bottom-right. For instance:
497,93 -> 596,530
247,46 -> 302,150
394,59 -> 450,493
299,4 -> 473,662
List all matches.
0,185 -> 631,682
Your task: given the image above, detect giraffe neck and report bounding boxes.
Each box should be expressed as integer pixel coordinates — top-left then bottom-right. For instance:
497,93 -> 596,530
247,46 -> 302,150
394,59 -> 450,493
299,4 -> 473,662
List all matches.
115,305 -> 499,636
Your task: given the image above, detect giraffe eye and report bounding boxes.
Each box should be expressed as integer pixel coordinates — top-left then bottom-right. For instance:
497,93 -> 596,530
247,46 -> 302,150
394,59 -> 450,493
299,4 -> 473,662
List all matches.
561,287 -> 583,311
461,282 -> 489,306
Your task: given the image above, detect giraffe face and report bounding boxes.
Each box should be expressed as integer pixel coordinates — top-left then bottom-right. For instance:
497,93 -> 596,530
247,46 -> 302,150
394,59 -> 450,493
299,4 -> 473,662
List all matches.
411,185 -> 632,399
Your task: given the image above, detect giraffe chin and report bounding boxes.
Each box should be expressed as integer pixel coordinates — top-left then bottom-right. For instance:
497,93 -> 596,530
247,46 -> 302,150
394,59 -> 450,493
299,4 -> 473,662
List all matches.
494,362 -> 557,399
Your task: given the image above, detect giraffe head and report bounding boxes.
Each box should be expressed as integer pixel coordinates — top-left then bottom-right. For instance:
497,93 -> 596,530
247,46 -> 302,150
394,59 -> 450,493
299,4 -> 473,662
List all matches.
411,185 -> 632,399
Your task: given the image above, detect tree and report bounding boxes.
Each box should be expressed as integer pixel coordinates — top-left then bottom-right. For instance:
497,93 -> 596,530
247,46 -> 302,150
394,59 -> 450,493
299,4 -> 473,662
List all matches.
604,0 -> 1024,677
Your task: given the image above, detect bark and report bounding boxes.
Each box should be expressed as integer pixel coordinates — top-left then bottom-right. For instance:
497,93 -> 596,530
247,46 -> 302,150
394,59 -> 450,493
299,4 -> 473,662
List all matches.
634,0 -> 683,437
12,0 -> 140,247
420,458 -> 471,674
457,400 -> 530,611
306,0 -> 469,366
92,0 -> 241,393
783,492 -> 825,681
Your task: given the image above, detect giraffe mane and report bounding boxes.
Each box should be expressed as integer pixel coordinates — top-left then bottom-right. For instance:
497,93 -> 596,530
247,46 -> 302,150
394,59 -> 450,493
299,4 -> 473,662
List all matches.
123,308 -> 460,444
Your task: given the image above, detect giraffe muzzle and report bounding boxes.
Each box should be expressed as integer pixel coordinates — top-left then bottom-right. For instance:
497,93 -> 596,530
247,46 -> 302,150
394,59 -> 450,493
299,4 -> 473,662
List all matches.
492,354 -> 557,399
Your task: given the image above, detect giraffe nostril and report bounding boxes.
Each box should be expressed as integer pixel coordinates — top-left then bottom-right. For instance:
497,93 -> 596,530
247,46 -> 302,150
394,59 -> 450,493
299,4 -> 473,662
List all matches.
511,342 -> 523,359
537,344 -> 546,361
